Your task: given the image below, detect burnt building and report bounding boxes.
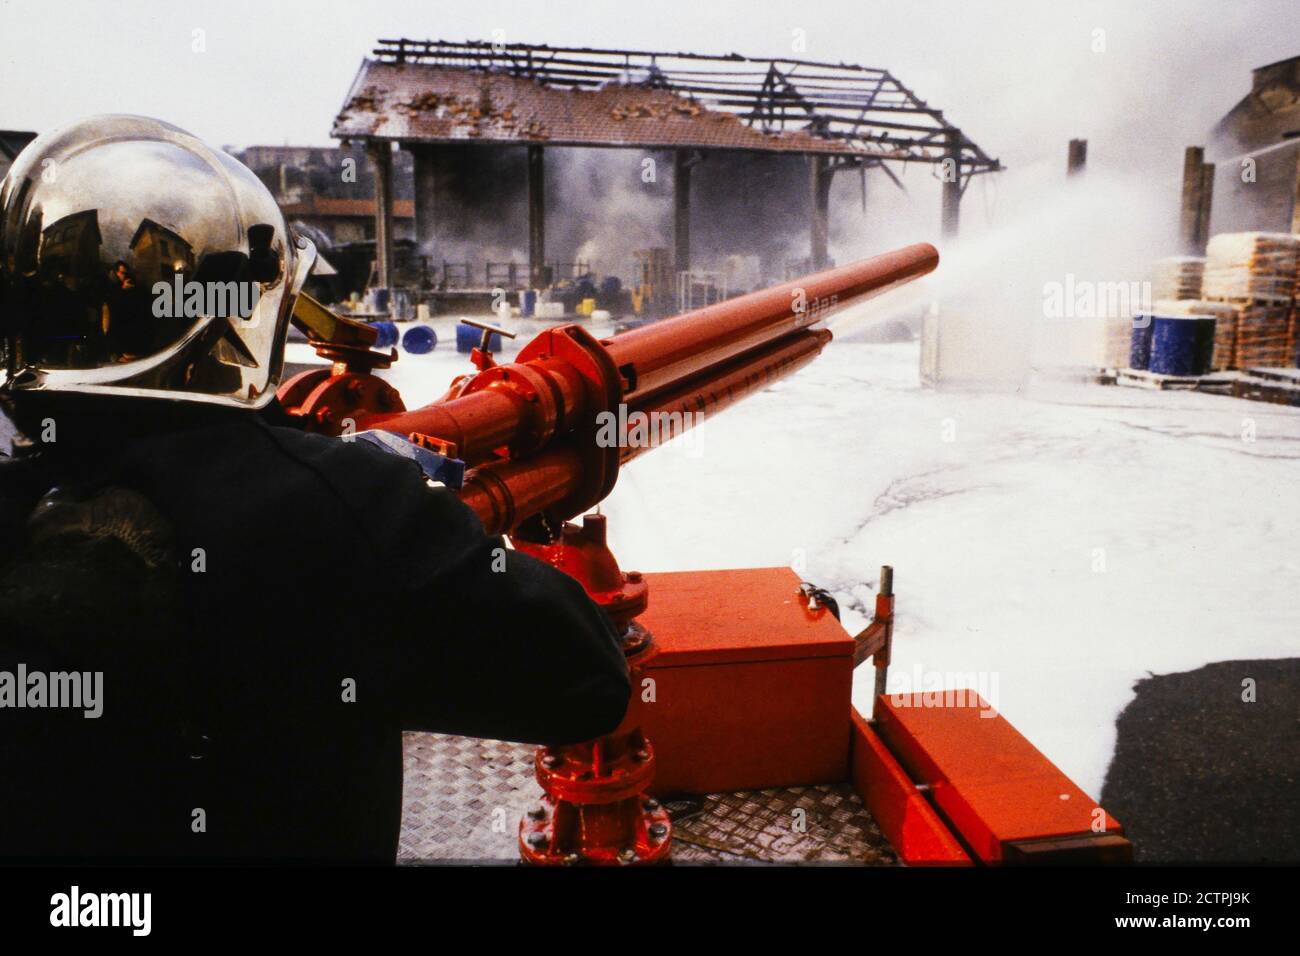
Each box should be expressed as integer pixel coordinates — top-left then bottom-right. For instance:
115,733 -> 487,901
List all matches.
1208,54 -> 1300,235
331,39 -> 1001,297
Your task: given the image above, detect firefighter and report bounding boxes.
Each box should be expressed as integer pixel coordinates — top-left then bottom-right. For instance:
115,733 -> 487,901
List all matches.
0,116 -> 630,862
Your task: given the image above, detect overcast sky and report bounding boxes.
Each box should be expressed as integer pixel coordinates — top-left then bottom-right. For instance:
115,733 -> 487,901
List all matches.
1,0 -> 1296,173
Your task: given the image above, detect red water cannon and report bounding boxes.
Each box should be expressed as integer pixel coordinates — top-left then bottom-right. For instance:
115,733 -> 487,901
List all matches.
278,243 -> 939,865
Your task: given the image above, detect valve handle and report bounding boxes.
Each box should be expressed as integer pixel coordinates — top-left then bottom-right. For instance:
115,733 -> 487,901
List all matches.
461,317 -> 518,351
460,318 -> 518,372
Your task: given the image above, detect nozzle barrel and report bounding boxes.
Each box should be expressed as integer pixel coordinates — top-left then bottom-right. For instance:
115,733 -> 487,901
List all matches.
619,328 -> 831,465
604,242 -> 937,403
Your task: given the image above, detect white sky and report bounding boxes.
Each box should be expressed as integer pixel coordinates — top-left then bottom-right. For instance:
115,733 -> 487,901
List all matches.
1,0 -> 1296,172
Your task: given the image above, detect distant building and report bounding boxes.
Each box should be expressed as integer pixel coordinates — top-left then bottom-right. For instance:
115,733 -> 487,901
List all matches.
1208,55 -> 1300,234
40,209 -> 102,289
278,195 -> 414,246
0,129 -> 38,182
129,217 -> 195,278
227,144 -> 414,247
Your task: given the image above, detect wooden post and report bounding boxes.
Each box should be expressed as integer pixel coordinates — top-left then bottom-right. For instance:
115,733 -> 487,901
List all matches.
368,140 -> 394,289
1197,163 -> 1215,252
1067,139 -> 1087,176
673,150 -> 691,276
810,154 -> 832,270
1290,148 -> 1300,234
527,144 -> 545,288
941,129 -> 962,239
1180,146 -> 1208,255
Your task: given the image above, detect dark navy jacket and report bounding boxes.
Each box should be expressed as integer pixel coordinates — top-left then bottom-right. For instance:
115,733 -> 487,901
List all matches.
0,403 -> 629,862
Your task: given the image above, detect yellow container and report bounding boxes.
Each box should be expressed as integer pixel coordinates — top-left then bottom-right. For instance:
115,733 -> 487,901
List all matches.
578,297 -> 596,316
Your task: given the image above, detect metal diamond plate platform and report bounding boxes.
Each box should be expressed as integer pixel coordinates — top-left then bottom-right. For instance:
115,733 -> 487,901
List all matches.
398,732 -> 897,866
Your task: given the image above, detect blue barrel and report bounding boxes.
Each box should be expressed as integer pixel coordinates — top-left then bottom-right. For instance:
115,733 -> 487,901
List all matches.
521,290 -> 537,318
367,320 -> 398,349
371,287 -> 391,314
401,324 -> 437,355
456,323 -> 503,354
1150,315 -> 1202,376
1130,313 -> 1155,370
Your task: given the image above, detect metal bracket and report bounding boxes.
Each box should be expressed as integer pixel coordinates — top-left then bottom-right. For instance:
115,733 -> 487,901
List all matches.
851,565 -> 895,717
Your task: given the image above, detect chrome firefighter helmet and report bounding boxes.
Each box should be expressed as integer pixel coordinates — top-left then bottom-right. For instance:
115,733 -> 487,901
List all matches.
0,114 -> 315,409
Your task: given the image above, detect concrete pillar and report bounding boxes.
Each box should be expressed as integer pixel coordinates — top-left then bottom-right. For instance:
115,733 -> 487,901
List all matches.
674,150 -> 692,276
810,154 -> 832,270
367,140 -> 393,288
941,129 -> 962,239
1067,138 -> 1088,176
527,144 -> 545,287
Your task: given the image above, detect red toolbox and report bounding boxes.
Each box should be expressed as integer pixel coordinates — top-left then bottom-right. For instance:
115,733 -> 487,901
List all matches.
638,567 -> 854,795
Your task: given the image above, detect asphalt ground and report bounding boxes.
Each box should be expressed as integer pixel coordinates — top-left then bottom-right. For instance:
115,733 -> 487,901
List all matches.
1100,657 -> 1300,863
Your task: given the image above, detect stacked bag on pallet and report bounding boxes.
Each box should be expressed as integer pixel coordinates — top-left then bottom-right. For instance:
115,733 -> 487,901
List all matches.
1100,316 -> 1134,368
1201,232 -> 1300,369
1202,233 -> 1298,299
1150,256 -> 1205,302
1293,255 -> 1300,368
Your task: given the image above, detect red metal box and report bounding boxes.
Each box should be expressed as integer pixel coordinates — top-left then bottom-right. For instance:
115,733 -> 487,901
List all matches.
637,567 -> 855,795
874,693 -> 1129,862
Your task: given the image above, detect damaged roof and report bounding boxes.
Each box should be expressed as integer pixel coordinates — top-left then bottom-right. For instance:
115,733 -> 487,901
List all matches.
331,41 -> 1001,171
335,61 -> 866,155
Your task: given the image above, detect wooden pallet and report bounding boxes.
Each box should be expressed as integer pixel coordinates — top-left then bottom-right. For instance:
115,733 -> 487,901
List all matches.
1244,366 -> 1300,385
1116,368 -> 1234,391
1107,364 -> 1300,405
1032,365 -> 1117,386
1233,370 -> 1300,407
